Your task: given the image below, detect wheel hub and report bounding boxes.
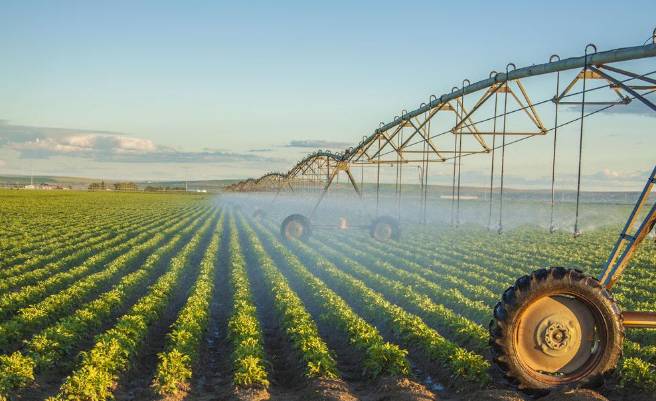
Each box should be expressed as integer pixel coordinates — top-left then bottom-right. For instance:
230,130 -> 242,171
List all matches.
373,223 -> 392,241
285,221 -> 303,239
537,318 -> 577,355
516,295 -> 597,375
545,323 -> 569,349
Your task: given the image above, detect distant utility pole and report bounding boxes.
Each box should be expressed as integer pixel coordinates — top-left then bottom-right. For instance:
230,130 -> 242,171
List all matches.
31,138 -> 39,187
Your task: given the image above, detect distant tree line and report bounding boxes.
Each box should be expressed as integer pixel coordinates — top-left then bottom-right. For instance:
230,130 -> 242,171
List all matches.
144,185 -> 186,192
114,182 -> 139,191
88,181 -> 107,191
88,181 -> 139,191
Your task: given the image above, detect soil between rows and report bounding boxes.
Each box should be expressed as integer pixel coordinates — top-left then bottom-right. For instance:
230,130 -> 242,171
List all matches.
112,215 -> 218,401
239,225 -> 308,394
250,220 -> 439,401
191,217 -> 236,400
13,213 -> 210,401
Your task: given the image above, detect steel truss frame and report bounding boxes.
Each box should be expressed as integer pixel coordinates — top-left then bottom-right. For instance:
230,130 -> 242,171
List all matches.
227,37 -> 656,223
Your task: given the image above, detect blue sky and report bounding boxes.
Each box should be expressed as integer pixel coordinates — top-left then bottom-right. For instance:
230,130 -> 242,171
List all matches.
0,1 -> 655,188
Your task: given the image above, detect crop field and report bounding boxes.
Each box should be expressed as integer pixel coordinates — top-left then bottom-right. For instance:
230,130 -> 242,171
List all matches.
0,190 -> 654,401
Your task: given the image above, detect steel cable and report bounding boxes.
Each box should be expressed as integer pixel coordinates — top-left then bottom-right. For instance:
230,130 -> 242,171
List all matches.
574,45 -> 597,238
550,54 -> 561,233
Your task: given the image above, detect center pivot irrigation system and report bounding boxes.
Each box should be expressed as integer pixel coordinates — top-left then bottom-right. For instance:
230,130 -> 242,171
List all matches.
228,29 -> 656,391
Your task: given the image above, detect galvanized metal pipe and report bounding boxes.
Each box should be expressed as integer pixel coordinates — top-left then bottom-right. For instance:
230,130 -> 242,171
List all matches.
371,44 -> 656,138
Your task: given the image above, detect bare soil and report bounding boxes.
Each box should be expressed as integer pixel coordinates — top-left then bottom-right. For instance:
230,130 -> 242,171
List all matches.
191,220 -> 237,399
178,384 -> 634,401
240,229 -> 311,392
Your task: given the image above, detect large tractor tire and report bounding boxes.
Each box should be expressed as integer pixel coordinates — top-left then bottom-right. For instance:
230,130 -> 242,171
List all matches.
369,216 -> 400,241
489,267 -> 623,393
280,214 -> 312,242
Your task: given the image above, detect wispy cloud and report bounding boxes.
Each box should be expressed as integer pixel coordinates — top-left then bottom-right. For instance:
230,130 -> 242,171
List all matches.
94,149 -> 278,164
565,98 -> 656,117
446,167 -> 649,190
286,139 -> 351,149
590,168 -> 641,184
0,121 -> 278,164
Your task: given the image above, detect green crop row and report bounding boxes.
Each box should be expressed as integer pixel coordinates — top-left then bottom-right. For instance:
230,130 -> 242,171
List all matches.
314,232 -> 489,354
250,218 -> 411,379
0,208 -> 190,323
238,215 -> 339,380
0,205 -> 198,279
0,208 -> 210,354
0,206 -> 196,293
318,231 -> 491,322
0,192 -> 199,257
0,204 -> 117,256
152,211 -> 225,396
338,230 -> 499,305
276,227 -> 490,386
49,209 -> 217,401
0,206 -> 154,271
0,209 -> 206,399
226,215 -> 269,388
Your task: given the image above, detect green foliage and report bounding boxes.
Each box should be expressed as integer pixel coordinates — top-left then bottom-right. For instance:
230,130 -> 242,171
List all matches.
315,232 -> 489,354
2,193 -> 656,397
239,216 -> 339,379
50,212 -> 218,400
0,206 -> 210,358
251,218 -> 411,379
152,212 -> 225,396
620,357 -> 656,391
278,225 -> 491,386
0,213 -> 207,399
0,352 -> 35,397
226,216 -> 269,389
153,349 -> 193,395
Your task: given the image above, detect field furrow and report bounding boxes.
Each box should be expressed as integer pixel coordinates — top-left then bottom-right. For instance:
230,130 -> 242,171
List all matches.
50,208 -> 218,400
0,207 -> 212,351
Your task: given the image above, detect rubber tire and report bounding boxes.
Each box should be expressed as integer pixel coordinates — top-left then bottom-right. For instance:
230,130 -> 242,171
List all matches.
369,216 -> 400,241
280,214 -> 312,242
489,267 -> 623,394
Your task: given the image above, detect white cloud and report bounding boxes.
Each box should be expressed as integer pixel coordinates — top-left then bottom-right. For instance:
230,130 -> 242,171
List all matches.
286,139 -> 351,149
0,121 -> 277,164
600,168 -> 620,178
113,136 -> 157,152
13,133 -> 159,156
565,97 -> 656,118
427,167 -> 649,191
